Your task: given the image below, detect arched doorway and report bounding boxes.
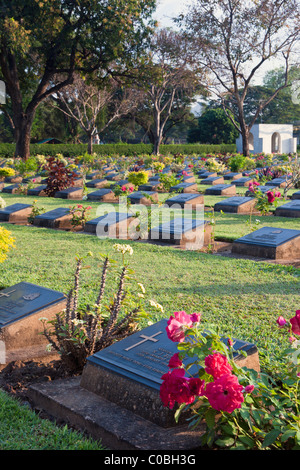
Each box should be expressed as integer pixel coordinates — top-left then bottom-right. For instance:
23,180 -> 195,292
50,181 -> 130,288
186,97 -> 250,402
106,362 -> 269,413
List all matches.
271,132 -> 281,153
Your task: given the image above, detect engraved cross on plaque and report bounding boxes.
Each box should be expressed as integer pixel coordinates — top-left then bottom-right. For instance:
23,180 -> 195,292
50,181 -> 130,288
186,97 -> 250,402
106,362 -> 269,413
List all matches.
0,289 -> 16,298
125,331 -> 163,351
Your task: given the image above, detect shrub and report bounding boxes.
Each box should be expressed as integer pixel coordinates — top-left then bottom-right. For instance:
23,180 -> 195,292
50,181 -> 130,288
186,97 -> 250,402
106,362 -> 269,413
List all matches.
44,156 -> 77,197
127,170 -> 149,187
0,167 -> 15,178
0,226 -> 15,263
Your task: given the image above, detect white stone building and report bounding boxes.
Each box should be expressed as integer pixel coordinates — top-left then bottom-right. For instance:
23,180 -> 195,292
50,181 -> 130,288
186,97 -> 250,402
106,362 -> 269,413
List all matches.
236,124 -> 297,154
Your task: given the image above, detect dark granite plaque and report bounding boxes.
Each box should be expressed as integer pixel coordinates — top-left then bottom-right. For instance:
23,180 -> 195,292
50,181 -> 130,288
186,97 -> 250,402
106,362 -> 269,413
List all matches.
232,226 -> 300,259
34,207 -> 70,221
87,188 -> 118,201
165,193 -> 204,208
275,200 -> 300,218
214,196 -> 257,213
81,319 -> 259,427
265,178 -> 287,188
54,187 -> 83,199
27,185 -> 48,196
0,282 -> 65,328
127,191 -> 159,204
138,182 -> 160,191
84,212 -> 134,238
169,182 -> 198,193
2,184 -> 20,194
149,217 -> 210,248
105,173 -> 120,181
230,177 -> 253,187
33,207 -> 72,229
223,172 -> 243,180
0,203 -> 32,223
85,179 -> 108,188
205,184 -> 236,196
292,191 -> 300,200
197,171 -> 217,178
200,176 -> 225,185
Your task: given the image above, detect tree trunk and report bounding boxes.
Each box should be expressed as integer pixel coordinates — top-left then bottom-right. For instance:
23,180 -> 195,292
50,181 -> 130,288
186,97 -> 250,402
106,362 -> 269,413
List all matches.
240,126 -> 250,157
14,112 -> 35,160
87,132 -> 93,155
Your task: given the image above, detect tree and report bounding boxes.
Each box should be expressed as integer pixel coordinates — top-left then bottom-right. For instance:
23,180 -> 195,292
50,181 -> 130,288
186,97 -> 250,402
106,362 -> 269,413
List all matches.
181,0 -> 300,155
0,0 -> 156,159
51,74 -> 144,153
187,107 -> 239,144
130,28 -> 205,154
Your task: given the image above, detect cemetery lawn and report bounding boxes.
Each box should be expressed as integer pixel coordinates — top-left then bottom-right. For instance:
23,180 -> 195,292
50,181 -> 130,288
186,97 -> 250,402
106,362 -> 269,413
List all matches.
0,192 -> 299,449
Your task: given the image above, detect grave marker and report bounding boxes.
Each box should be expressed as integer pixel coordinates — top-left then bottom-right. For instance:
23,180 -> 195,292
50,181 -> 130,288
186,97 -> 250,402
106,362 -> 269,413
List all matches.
127,191 -> 159,205
205,184 -> 236,196
87,188 -> 119,202
27,185 -> 48,197
275,200 -> 300,218
165,193 -> 204,208
214,196 -> 257,213
169,182 -> 198,193
54,187 -> 84,200
2,184 -> 21,194
232,226 -> 300,259
33,207 -> 73,230
265,178 -> 287,188
0,282 -> 66,364
0,203 -> 32,224
84,212 -> 136,239
230,177 -> 253,187
85,178 -> 108,189
149,218 -> 211,249
223,172 -> 243,180
80,319 -> 260,428
200,176 -> 225,185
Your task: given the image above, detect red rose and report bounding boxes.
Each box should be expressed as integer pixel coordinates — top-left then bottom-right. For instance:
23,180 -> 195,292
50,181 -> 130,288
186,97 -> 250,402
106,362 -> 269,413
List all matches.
205,374 -> 244,413
266,191 -> 275,203
205,353 -> 232,379
290,310 -> 300,336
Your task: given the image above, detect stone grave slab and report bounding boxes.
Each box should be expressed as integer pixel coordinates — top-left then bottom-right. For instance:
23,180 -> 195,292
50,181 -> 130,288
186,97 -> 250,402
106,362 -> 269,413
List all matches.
200,176 -> 225,185
84,212 -> 135,239
85,178 -> 108,189
245,185 -> 277,197
111,179 -> 133,189
27,185 -> 48,197
197,171 -> 217,178
87,188 -> 118,202
54,187 -> 83,200
127,191 -> 159,205
2,184 -> 21,194
232,226 -> 300,259
214,196 -> 257,213
181,175 -> 196,183
205,184 -> 236,196
73,177 -> 84,187
4,176 -> 23,184
230,177 -> 253,187
164,192 -> 204,209
0,203 -> 32,224
275,200 -> 300,218
265,178 -> 287,188
0,282 -> 66,365
138,182 -> 161,191
80,319 -> 260,428
105,172 -> 121,181
223,172 -> 243,180
292,191 -> 300,200
33,207 -> 73,230
149,218 -> 211,249
169,182 -> 198,193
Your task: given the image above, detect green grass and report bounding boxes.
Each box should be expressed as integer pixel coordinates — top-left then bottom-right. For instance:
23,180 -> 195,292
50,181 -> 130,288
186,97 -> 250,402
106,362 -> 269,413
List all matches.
0,187 -> 300,449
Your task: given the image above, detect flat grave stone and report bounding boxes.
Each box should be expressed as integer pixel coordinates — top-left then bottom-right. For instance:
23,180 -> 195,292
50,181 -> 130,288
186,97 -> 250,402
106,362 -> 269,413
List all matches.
4,176 -> 23,184
200,176 -> 225,185
73,177 -> 84,187
111,179 -> 133,189
27,185 -> 48,197
87,188 -> 119,202
230,177 -> 253,187
197,171 -> 217,178
164,192 -> 204,209
105,172 -> 121,181
127,191 -> 159,205
33,207 -> 73,230
2,184 -> 21,194
0,282 -> 66,364
245,185 -> 278,197
80,319 -> 259,428
223,172 -> 243,180
214,196 -> 258,213
292,191 -> 300,200
84,212 -> 136,239
54,187 -> 83,200
85,178 -> 108,189
149,217 -> 211,249
181,175 -> 196,183
265,178 -> 287,188
205,184 -> 236,196
169,182 -> 198,193
275,200 -> 300,218
0,203 -> 32,224
138,182 -> 161,191
232,226 -> 300,259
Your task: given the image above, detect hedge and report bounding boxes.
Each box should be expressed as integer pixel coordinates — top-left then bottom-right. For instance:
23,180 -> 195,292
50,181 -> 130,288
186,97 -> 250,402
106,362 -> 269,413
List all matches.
0,142 -> 237,158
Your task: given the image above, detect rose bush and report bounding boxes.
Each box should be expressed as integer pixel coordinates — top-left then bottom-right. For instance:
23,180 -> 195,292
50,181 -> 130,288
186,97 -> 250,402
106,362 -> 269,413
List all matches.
160,310 -> 300,450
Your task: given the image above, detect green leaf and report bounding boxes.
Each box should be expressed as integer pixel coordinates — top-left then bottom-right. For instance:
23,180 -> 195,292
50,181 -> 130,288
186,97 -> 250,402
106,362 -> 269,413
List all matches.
205,408 -> 216,429
262,429 -> 281,448
215,436 -> 235,447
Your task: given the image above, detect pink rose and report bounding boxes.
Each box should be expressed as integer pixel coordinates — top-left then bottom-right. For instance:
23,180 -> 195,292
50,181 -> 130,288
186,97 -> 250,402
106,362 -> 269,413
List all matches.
182,171 -> 188,176
168,353 -> 182,369
205,353 -> 232,379
276,316 -> 287,328
274,191 -> 281,198
166,311 -> 193,342
190,312 -> 201,323
266,191 -> 275,203
129,186 -> 134,192
121,185 -> 127,191
244,384 -> 254,394
290,310 -> 300,336
160,368 -> 204,409
204,374 -> 244,413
